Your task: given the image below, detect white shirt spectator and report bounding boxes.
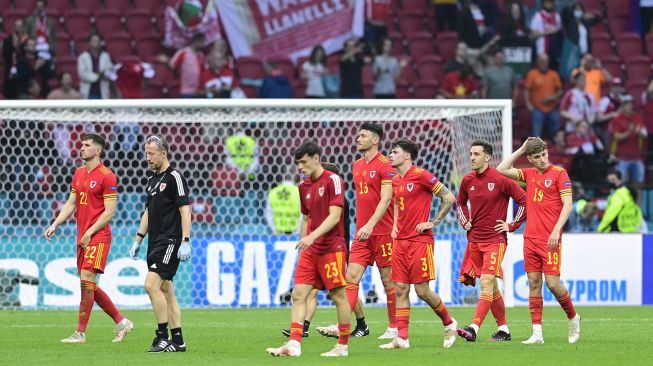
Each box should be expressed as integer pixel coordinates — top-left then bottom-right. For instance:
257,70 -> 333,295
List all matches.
302,61 -> 326,97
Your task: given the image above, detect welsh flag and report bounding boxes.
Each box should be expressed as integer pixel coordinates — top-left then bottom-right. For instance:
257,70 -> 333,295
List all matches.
165,0 -> 222,48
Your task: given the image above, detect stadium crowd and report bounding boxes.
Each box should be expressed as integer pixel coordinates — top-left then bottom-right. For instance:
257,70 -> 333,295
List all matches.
0,0 -> 651,232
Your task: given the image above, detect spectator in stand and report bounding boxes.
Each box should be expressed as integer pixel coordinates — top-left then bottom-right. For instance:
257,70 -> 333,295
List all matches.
23,79 -> 43,100
530,0 -> 562,69
3,19 -> 28,99
15,38 -> 54,98
363,0 -> 390,53
201,51 -> 241,98
440,62 -> 480,99
561,2 -> 602,58
458,0 -> 494,51
47,72 -> 82,99
596,78 -> 624,144
444,42 -> 469,74
641,0 -> 653,35
566,119 -> 604,155
372,38 -> 407,99
560,72 -> 597,132
77,34 -> 113,99
501,1 -> 528,38
169,33 -> 206,98
109,60 -> 155,99
573,54 -> 612,105
258,62 -> 293,98
482,48 -> 517,101
524,53 -> 563,139
340,38 -> 370,98
25,0 -> 56,59
609,95 -> 648,184
434,0 -> 459,32
301,45 -> 327,98
597,171 -> 644,233
567,119 -> 607,185
547,129 -> 574,169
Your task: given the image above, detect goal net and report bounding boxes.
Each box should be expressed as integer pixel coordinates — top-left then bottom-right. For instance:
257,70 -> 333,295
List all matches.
0,99 -> 512,309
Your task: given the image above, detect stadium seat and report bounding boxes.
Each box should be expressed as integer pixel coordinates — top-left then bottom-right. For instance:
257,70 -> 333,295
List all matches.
401,0 -> 429,12
626,80 -> 648,108
362,63 -> 373,84
154,9 -> 165,33
590,33 -> 613,59
398,13 -> 425,36
396,80 -> 412,98
46,0 -> 71,13
115,55 -> 140,64
55,32 -> 72,56
412,80 -> 439,98
2,10 -> 29,33
436,31 -> 458,60
267,56 -> 296,80
616,32 -> 644,57
236,56 -> 265,80
407,32 -> 435,61
608,16 -> 628,34
134,0 -> 163,14
74,0 -> 103,15
56,55 -> 79,83
292,79 -> 306,98
95,9 -> 124,38
135,35 -> 163,60
14,0 -> 37,14
363,81 -> 374,98
625,56 -> 652,83
398,59 -> 417,84
417,55 -> 444,81
73,36 -> 89,54
645,33 -> 653,56
239,85 -> 258,98
388,31 -> 406,55
104,0 -> 132,14
64,9 -> 93,35
105,33 -> 133,59
148,60 -> 171,87
579,0 -> 602,14
126,8 -> 155,36
606,0 -> 629,18
600,56 -> 623,80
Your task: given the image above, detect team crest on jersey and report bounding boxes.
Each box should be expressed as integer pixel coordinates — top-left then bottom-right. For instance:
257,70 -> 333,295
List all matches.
318,187 -> 325,197
406,183 -> 414,192
89,181 -> 97,188
544,179 -> 552,188
160,183 -> 167,191
488,183 -> 495,191
369,171 -> 376,178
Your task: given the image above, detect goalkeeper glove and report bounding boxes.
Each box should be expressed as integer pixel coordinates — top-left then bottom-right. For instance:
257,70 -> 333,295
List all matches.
129,242 -> 141,260
178,241 -> 191,262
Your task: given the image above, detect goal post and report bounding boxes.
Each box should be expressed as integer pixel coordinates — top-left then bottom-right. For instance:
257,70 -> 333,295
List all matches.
0,99 -> 514,309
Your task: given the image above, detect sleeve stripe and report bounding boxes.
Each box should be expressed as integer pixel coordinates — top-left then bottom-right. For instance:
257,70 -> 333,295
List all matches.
103,194 -> 117,197
329,174 -> 342,195
170,170 -> 185,196
71,189 -> 77,194
513,205 -> 525,222
432,182 -> 444,194
517,169 -> 525,182
457,206 -> 467,225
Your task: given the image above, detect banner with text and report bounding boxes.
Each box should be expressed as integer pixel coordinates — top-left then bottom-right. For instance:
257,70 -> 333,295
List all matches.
217,0 -> 364,61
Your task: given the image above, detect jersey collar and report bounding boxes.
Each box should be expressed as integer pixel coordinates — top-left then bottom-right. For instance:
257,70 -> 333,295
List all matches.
364,151 -> 381,164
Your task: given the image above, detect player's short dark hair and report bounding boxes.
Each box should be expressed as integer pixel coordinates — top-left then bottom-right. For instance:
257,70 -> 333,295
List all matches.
525,137 -> 548,156
471,140 -> 493,155
294,140 -> 321,161
146,135 -> 169,154
322,162 -> 340,175
608,170 -> 623,180
82,133 -> 105,150
360,123 -> 383,140
392,139 -> 418,160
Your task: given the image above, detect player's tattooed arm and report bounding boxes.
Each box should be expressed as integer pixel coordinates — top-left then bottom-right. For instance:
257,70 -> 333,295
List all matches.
432,185 -> 455,226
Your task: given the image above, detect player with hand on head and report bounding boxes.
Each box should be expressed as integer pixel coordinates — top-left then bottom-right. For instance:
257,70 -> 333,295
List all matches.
266,141 -> 351,357
497,137 -> 581,344
380,139 -> 458,350
130,135 -> 192,353
455,140 -> 526,342
44,133 -> 133,344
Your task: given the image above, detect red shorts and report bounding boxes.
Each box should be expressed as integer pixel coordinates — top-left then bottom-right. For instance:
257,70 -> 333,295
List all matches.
466,241 -> 507,278
294,250 -> 347,290
76,239 -> 111,274
348,235 -> 393,268
523,238 -> 562,275
391,239 -> 435,284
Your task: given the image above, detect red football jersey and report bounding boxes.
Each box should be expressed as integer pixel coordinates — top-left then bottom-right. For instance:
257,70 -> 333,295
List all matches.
352,152 -> 396,235
517,165 -> 572,241
392,166 -> 444,243
70,162 -> 118,244
299,170 -> 346,255
457,167 -> 527,242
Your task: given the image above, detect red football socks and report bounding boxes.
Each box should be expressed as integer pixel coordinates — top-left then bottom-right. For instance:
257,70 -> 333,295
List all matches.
345,284 -> 359,312
433,300 -> 453,326
337,323 -> 351,345
472,293 -> 493,327
386,287 -> 397,328
77,280 -> 96,332
556,291 -> 577,319
396,307 -> 410,339
94,287 -> 124,324
529,296 -> 543,325
491,290 -> 507,326
289,322 -> 304,342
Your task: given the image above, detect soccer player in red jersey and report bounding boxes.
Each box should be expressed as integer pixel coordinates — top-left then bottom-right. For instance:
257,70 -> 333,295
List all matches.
498,137 -> 581,344
455,140 -> 527,342
44,133 -> 133,343
380,139 -> 458,350
266,141 -> 351,357
316,123 -> 397,339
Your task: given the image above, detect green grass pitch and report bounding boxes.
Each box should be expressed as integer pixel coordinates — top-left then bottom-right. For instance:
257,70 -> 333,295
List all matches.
3,306 -> 650,366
